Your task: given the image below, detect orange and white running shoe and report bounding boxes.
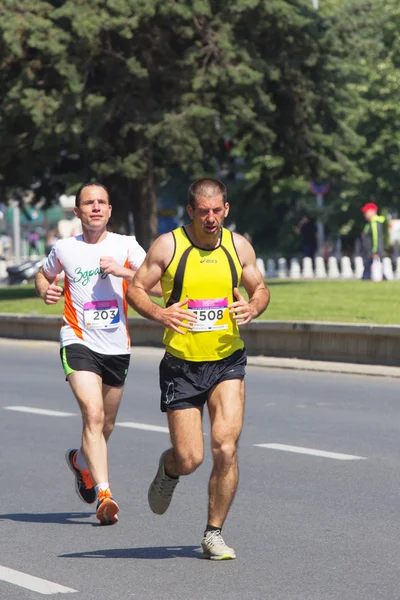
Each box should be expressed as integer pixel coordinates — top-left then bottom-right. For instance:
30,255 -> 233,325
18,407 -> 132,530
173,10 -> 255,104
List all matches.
96,488 -> 119,525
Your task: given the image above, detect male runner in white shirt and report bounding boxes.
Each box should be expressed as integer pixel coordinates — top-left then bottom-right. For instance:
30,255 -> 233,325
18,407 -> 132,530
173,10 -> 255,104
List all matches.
35,182 -> 158,525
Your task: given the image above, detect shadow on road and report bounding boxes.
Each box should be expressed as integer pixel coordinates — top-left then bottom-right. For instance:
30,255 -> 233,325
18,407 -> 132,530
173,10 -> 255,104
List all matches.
60,546 -> 202,559
0,512 -> 93,525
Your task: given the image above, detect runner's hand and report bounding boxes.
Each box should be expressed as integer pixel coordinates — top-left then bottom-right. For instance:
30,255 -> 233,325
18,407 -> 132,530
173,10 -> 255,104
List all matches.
45,274 -> 63,305
100,256 -> 122,276
161,299 -> 197,334
228,287 -> 254,326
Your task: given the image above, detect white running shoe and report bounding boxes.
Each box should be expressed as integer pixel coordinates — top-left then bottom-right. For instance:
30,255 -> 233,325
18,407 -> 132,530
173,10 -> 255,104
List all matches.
148,451 -> 179,515
201,530 -> 236,560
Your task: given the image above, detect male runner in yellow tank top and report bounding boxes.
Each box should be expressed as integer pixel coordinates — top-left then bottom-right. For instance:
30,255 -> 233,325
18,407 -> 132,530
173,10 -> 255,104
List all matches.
126,178 -> 270,559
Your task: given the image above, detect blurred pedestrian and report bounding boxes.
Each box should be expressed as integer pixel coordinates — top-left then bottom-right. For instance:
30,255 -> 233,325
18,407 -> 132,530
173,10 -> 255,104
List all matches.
360,202 -> 386,280
0,233 -> 12,260
293,214 -> 317,260
45,228 -> 60,255
27,231 -> 40,255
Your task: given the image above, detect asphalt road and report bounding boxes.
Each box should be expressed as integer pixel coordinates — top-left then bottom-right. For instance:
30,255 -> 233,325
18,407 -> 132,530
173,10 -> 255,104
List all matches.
0,339 -> 399,600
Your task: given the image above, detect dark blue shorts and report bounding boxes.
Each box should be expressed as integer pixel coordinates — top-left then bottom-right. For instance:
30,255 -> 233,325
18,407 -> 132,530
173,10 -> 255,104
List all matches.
159,348 -> 247,412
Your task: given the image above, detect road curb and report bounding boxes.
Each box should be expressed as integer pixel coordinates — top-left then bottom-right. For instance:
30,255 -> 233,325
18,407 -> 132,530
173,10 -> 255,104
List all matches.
246,356 -> 400,378
1,337 -> 399,378
1,314 -> 400,365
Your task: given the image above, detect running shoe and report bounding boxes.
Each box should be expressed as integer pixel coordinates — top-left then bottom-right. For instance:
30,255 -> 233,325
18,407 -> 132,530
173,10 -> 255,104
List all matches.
201,530 -> 236,560
96,488 -> 119,525
65,449 -> 96,504
148,451 -> 179,515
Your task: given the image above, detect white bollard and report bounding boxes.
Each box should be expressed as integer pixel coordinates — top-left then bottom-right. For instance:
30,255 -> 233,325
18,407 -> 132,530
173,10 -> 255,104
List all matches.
0,259 -> 6,281
340,256 -> 354,279
289,257 -> 301,279
371,257 -> 383,282
354,256 -> 364,279
382,257 -> 394,281
267,258 -> 276,278
277,257 -> 288,279
314,256 -> 327,279
256,257 -> 266,278
327,256 -> 340,279
302,256 -> 314,278
395,257 -> 400,280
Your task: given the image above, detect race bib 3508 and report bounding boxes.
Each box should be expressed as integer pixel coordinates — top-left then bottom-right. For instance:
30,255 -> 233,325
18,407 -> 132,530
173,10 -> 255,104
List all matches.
187,298 -> 228,332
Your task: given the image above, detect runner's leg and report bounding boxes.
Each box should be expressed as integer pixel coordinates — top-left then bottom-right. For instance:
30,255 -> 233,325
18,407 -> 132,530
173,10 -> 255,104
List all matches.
147,406 -> 204,515
165,406 -> 204,476
207,378 -> 245,528
102,383 -> 124,442
67,371 -> 108,486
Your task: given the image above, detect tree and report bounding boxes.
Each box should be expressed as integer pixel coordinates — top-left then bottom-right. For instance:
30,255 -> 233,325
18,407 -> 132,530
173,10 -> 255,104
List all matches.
308,0 -> 400,250
0,0 -> 368,251
215,0 -> 366,252
349,0 -> 400,211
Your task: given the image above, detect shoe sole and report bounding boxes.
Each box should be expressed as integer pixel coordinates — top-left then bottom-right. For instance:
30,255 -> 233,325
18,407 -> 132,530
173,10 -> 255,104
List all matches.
147,452 -> 168,515
65,449 -> 96,505
202,553 -> 236,561
96,499 -> 119,525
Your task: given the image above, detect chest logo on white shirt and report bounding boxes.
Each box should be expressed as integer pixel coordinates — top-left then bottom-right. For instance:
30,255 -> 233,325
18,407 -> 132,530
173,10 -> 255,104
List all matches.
73,266 -> 108,286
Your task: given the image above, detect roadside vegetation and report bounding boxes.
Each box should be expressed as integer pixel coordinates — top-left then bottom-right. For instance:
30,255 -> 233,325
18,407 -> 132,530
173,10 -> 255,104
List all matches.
2,281 -> 399,325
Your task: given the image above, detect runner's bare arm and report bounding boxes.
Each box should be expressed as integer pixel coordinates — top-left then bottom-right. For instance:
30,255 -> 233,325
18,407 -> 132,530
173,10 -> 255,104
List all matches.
139,278 -> 163,298
228,233 -> 270,326
125,234 -> 197,333
35,268 -> 64,305
91,256 -> 161,296
99,256 -> 136,281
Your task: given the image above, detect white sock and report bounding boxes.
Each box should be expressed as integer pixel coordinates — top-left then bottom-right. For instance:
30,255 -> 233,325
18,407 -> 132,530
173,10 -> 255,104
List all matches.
95,482 -> 110,494
74,449 -> 89,471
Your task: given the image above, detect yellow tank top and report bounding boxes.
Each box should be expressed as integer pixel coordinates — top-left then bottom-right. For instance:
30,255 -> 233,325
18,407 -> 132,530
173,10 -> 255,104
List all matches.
161,226 -> 244,361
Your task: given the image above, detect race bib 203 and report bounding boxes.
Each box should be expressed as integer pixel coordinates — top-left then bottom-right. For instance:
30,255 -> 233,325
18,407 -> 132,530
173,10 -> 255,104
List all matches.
83,300 -> 120,329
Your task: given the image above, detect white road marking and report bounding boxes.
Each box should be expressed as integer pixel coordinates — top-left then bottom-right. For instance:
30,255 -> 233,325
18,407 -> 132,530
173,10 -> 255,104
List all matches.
265,403 -> 276,407
254,443 -> 367,461
117,421 -> 170,433
2,407 -> 193,437
0,565 -> 77,595
3,406 -> 77,417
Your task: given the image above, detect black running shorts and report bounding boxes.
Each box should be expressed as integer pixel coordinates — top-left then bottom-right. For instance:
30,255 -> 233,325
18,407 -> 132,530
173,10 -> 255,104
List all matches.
60,343 -> 130,388
159,348 -> 247,412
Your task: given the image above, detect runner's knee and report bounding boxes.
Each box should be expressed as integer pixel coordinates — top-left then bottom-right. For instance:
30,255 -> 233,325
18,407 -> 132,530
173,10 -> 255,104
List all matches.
175,450 -> 203,475
211,438 -> 238,467
102,420 -> 115,440
82,406 -> 105,431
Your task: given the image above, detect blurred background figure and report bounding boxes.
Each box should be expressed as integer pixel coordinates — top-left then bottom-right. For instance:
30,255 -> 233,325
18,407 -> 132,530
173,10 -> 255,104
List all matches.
45,228 -> 60,256
293,214 -> 318,261
27,230 -> 40,256
360,202 -> 386,280
0,233 -> 12,260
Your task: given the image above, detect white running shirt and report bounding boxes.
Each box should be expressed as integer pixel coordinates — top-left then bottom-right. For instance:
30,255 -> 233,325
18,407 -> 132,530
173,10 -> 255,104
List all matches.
43,232 -> 146,354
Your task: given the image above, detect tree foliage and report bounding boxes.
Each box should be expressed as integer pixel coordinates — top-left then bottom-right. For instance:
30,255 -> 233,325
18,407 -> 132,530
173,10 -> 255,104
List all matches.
0,0 -> 398,252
